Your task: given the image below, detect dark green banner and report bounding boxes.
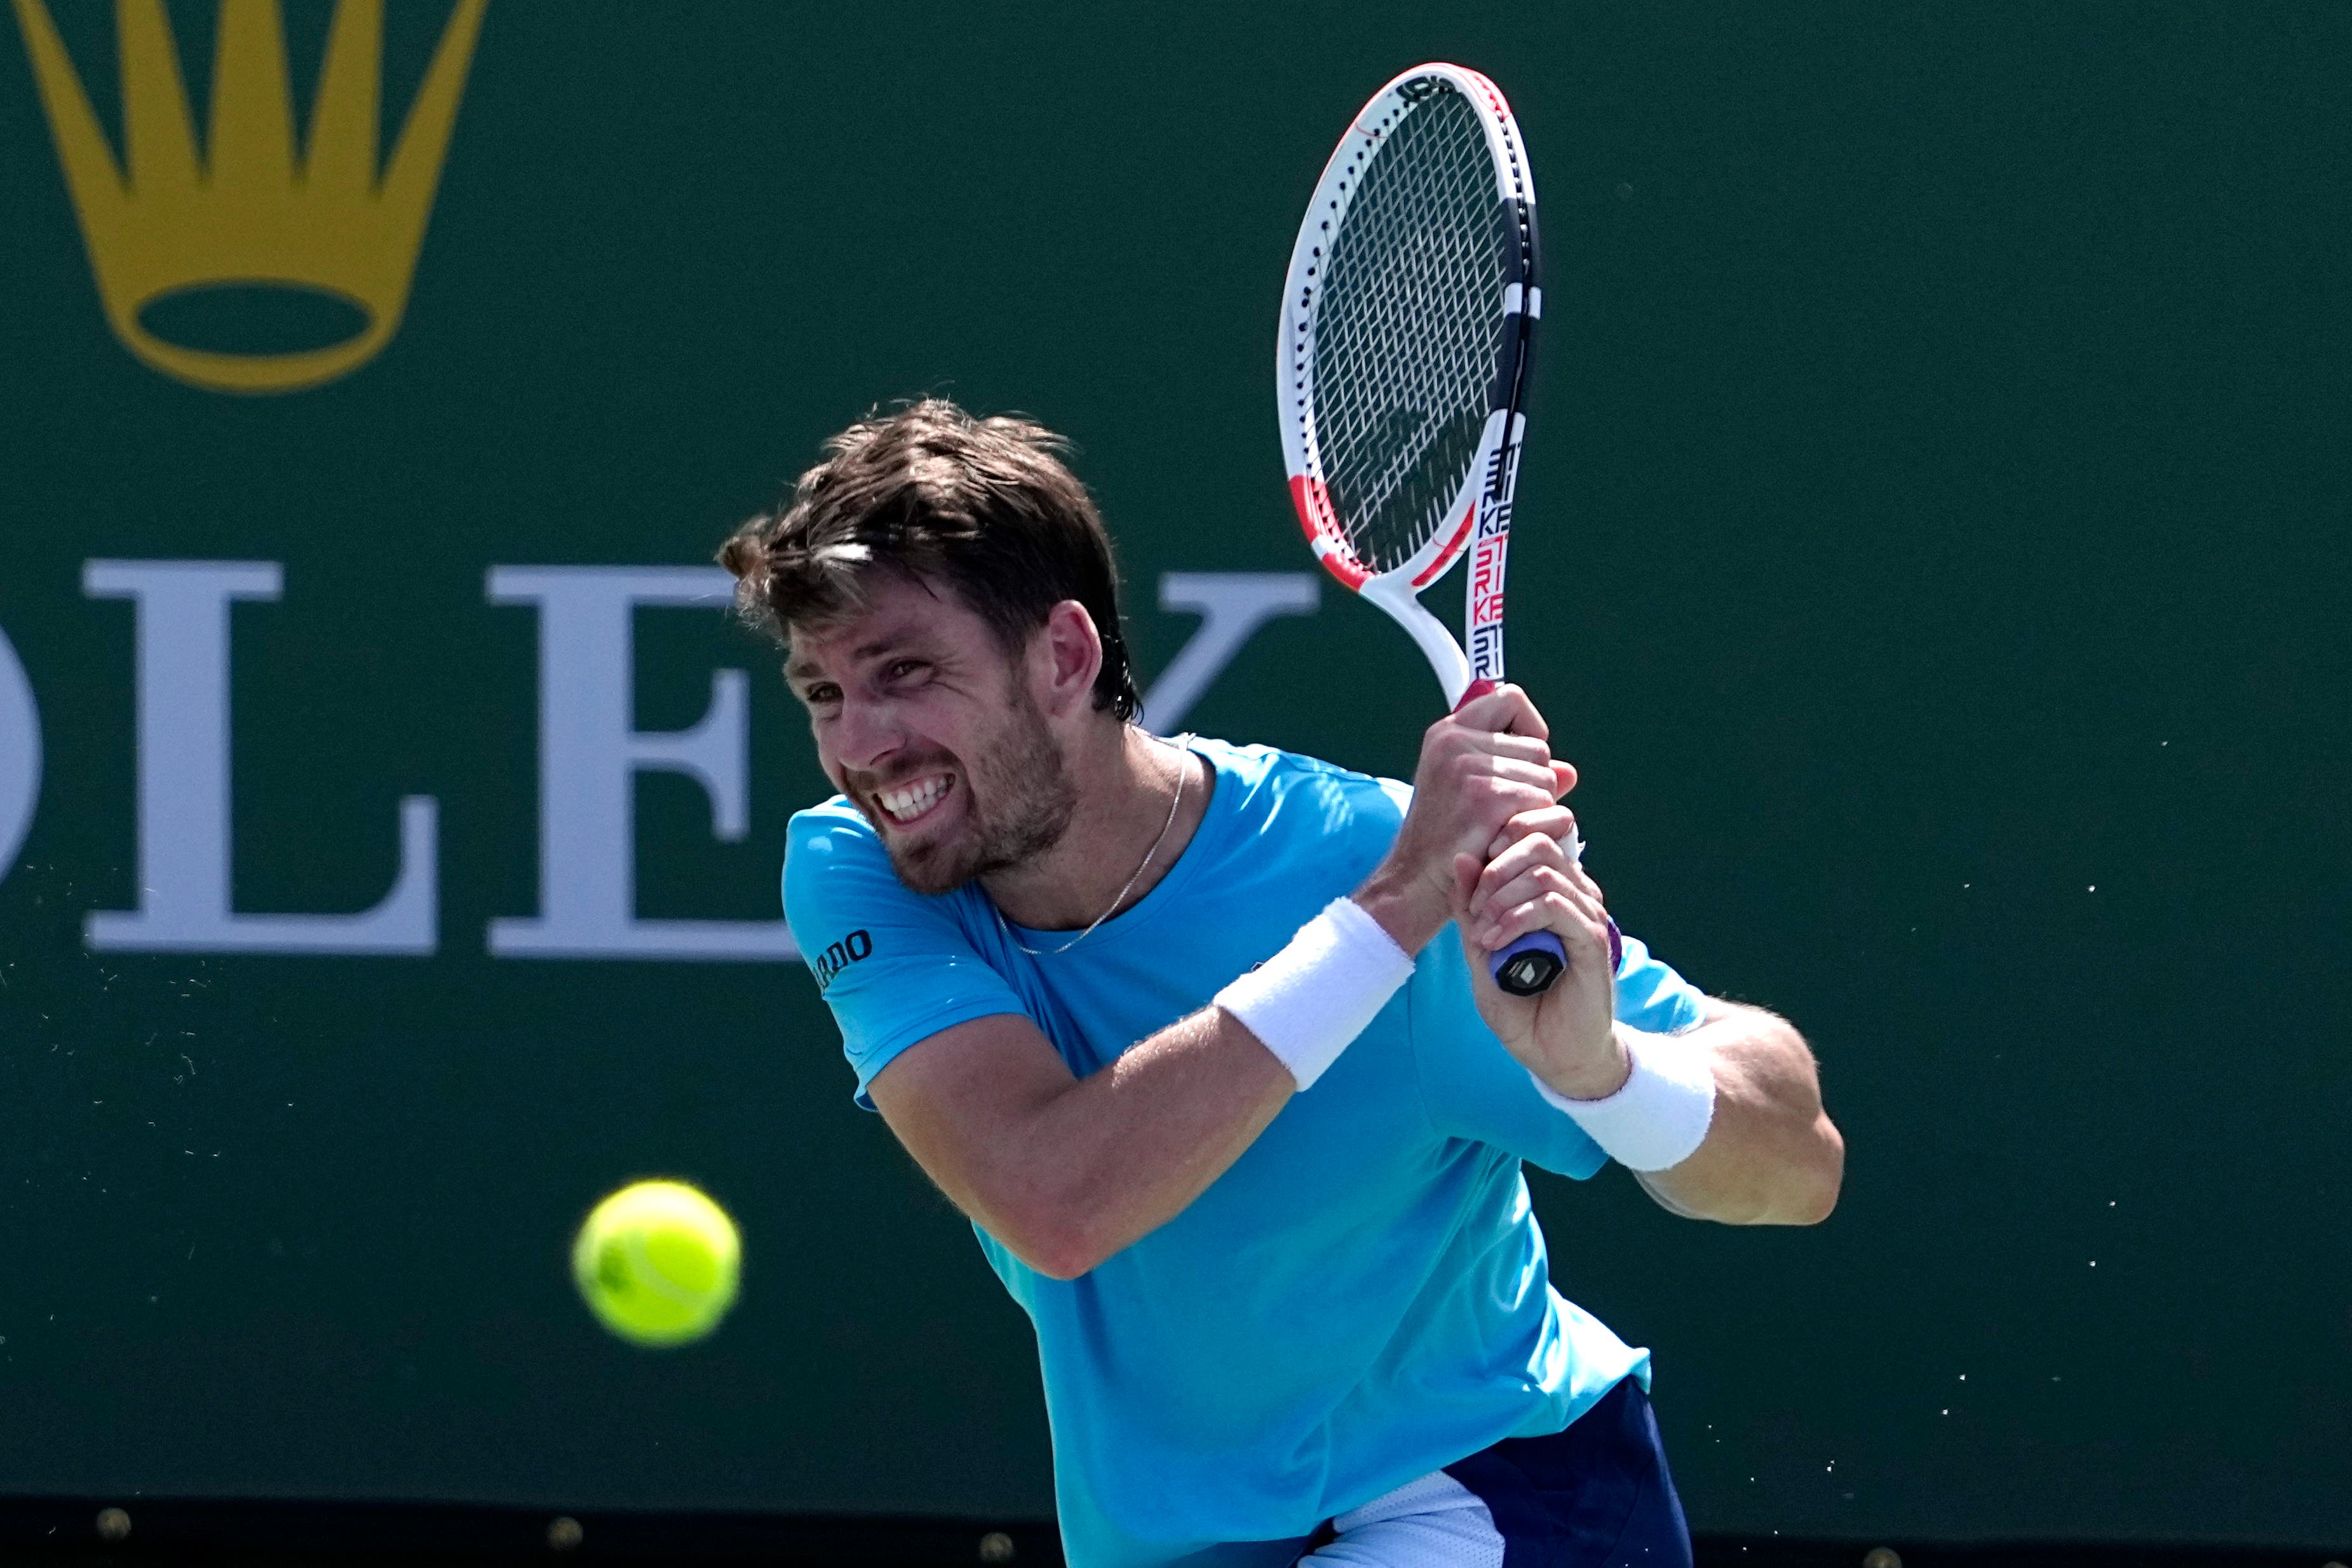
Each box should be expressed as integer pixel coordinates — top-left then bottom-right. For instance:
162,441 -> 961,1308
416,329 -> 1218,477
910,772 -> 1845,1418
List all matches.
1,1 -> 2345,1549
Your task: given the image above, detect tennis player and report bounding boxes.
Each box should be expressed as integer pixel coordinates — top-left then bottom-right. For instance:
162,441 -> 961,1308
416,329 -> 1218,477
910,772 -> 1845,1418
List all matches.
722,401 -> 1843,1568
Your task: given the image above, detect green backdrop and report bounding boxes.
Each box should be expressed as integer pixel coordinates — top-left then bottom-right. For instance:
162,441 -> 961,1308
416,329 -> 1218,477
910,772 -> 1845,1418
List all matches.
1,1 -> 2345,1550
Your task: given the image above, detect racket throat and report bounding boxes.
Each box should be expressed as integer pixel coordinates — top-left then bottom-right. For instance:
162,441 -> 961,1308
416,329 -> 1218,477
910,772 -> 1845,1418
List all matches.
1362,577 -> 1471,708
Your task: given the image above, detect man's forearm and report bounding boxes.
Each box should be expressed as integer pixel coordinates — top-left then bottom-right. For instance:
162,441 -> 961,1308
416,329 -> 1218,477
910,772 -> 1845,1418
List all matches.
979,885 -> 1431,1276
870,1001 -> 1297,1281
1006,1008 -> 1295,1278
1628,1004 -> 1844,1226
879,884 -> 1426,1280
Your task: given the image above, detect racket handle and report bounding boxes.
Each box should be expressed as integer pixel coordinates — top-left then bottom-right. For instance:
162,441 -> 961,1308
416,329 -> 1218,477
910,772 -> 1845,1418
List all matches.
1452,680 -> 1628,991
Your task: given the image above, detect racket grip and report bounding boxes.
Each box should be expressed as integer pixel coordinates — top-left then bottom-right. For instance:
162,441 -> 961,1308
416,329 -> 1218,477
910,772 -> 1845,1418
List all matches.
1461,676 -> 1558,995
1454,679 -> 1628,990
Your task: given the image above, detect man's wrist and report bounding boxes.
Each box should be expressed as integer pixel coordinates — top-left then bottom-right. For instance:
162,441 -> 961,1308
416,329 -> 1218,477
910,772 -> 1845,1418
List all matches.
1215,897 -> 1416,1091
1350,862 -> 1450,956
1527,1024 -> 1717,1172
1527,1021 -> 1636,1102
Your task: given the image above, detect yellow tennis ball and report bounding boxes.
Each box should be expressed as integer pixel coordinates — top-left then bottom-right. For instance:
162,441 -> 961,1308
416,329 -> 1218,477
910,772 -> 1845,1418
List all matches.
571,1179 -> 741,1347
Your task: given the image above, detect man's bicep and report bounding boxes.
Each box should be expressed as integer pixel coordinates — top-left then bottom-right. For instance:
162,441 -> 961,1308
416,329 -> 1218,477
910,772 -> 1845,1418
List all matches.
866,1012 -> 1079,1245
785,813 -> 1036,1107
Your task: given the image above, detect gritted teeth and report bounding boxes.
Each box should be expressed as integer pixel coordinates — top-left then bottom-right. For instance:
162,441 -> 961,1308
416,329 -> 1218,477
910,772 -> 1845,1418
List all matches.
877,773 -> 951,823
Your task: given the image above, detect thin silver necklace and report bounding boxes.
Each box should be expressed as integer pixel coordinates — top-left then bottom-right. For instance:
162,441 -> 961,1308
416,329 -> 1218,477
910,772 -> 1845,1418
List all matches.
996,739 -> 1189,957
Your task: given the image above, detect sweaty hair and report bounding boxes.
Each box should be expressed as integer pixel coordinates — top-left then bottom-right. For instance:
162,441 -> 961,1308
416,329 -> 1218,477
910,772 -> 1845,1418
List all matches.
718,399 -> 1141,723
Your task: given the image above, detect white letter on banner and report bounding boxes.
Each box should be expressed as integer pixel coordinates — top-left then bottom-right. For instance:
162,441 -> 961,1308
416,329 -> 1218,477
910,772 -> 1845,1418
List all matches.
0,620 -> 40,880
486,566 -> 794,961
1139,572 -> 1321,735
83,562 -> 440,955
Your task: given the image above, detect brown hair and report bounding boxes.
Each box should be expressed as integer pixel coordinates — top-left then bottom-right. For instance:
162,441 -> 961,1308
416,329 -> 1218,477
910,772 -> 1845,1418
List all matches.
719,399 -> 1141,722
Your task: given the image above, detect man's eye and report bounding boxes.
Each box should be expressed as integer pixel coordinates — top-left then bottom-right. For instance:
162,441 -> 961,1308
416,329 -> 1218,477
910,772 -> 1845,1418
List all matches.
885,659 -> 928,680
802,684 -> 841,707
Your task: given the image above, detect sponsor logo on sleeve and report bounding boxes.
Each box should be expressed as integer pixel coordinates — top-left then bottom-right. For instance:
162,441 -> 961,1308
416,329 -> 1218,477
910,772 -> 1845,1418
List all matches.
809,929 -> 873,992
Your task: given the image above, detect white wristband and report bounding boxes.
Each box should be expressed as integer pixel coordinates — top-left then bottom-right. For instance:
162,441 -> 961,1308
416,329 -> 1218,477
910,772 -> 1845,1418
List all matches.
1529,1027 -> 1717,1172
1215,898 -> 1414,1090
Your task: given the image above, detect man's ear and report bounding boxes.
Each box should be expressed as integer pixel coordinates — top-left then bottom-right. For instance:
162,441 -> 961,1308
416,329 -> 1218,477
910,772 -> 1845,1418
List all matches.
1031,600 -> 1105,719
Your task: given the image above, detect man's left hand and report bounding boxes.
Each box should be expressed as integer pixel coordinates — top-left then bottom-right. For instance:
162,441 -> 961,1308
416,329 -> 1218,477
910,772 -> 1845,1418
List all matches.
1453,810 -> 1628,1100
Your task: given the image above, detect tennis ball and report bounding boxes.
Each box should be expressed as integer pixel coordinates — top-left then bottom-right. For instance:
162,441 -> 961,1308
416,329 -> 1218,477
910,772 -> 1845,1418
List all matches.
571,1179 -> 741,1347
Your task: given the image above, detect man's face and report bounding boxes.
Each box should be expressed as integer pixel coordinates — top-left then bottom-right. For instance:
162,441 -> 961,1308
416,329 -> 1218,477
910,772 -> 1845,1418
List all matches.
785,573 -> 1076,895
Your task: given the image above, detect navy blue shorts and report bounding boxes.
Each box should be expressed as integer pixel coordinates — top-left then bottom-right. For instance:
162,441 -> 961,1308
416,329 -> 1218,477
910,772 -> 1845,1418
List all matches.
1301,1378 -> 1692,1568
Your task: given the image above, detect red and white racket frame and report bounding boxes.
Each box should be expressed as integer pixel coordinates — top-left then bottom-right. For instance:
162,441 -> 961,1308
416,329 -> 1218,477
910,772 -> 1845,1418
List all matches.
1280,66 -> 1610,992
1278,62 -> 1541,712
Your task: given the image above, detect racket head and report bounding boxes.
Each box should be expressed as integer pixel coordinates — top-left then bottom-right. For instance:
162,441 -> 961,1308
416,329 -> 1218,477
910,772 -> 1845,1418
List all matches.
1278,63 -> 1541,703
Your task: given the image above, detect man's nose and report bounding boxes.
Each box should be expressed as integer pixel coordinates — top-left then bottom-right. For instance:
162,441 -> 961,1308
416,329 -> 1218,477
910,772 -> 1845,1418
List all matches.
829,695 -> 905,774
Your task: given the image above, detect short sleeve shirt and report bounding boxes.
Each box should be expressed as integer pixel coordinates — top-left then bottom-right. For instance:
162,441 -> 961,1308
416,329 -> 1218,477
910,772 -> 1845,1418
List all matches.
785,739 -> 1709,1568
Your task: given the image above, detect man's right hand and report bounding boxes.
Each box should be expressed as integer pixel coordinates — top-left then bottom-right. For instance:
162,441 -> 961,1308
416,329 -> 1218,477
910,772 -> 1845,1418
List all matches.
1353,683 -> 1577,956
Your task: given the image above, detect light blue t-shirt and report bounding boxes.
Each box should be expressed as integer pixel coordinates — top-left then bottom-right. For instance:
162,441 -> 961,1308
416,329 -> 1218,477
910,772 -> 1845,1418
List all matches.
784,739 -> 1708,1568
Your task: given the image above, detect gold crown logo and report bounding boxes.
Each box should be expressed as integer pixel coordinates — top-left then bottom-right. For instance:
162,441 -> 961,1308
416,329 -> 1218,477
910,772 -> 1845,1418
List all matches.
13,0 -> 488,394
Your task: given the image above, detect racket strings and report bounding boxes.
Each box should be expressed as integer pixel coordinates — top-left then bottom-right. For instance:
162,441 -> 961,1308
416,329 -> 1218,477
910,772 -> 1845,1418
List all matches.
1310,90 -> 1511,574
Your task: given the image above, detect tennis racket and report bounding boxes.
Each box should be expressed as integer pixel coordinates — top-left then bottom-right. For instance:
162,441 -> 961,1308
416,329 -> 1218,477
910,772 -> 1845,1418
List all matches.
1278,62 -> 1615,996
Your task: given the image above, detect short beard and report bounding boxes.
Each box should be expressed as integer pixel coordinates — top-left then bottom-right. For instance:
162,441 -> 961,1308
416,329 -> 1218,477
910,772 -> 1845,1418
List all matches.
881,683 -> 1076,897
